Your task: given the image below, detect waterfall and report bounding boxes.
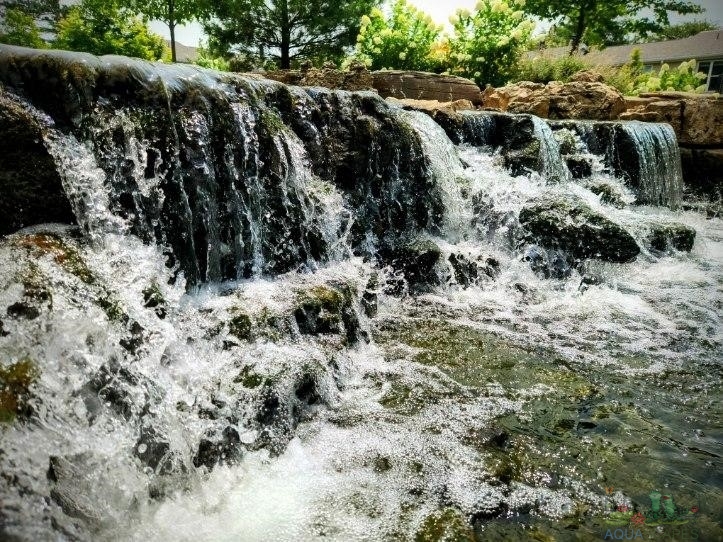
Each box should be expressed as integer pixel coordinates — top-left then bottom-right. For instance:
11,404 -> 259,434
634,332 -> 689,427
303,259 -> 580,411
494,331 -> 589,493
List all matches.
1,46 -> 720,542
617,122 -> 684,208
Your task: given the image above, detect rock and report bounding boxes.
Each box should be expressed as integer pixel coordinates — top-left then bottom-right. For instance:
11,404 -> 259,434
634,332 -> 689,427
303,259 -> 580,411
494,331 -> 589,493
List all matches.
48,455 -> 107,528
587,181 -> 626,208
647,222 -> 696,252
294,283 -> 361,343
0,90 -> 76,236
519,195 -> 640,263
0,358 -> 40,422
193,426 -> 243,470
135,425 -> 176,475
553,128 -> 578,155
384,238 -> 442,288
482,80 -> 625,120
565,155 -> 593,179
263,64 -> 375,92
415,508 -> 475,542
679,147 -> 723,200
228,312 -> 253,341
372,71 -> 483,105
448,253 -> 501,288
142,281 -> 166,319
570,70 -> 605,83
522,245 -> 572,279
621,92 -> 723,147
361,274 -> 380,318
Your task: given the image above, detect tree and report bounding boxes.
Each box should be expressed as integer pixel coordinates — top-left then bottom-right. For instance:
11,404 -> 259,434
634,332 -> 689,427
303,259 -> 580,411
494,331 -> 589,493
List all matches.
523,0 -> 704,53
203,0 -> 381,69
55,0 -> 167,60
646,20 -> 719,41
0,0 -> 61,38
355,0 -> 442,71
130,0 -> 204,62
0,8 -> 47,48
448,0 -> 534,87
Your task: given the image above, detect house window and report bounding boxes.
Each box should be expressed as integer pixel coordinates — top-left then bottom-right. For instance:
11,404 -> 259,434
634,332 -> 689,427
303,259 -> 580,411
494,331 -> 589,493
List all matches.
698,60 -> 723,93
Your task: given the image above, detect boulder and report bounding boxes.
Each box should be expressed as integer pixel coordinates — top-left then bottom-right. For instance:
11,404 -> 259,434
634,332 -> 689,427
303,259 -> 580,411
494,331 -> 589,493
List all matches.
679,147 -> 723,199
384,238 -> 442,288
372,70 -> 483,105
482,80 -> 625,120
621,92 -> 723,147
519,195 -> 640,263
0,90 -> 75,235
570,70 -> 605,83
262,62 -> 375,91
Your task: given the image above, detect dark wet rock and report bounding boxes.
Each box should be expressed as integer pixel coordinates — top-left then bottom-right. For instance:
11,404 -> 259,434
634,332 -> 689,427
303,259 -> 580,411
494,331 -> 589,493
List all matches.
119,321 -> 145,354
294,283 -> 361,343
565,155 -> 593,179
579,273 -> 604,292
382,238 -> 441,290
6,302 -> 40,320
362,274 -> 380,318
0,90 -> 75,236
448,253 -> 500,288
193,426 -> 242,470
79,358 -> 160,422
647,222 -> 696,252
519,195 -> 640,263
135,425 -> 175,475
0,319 -> 8,337
142,282 -> 166,319
522,245 -> 573,279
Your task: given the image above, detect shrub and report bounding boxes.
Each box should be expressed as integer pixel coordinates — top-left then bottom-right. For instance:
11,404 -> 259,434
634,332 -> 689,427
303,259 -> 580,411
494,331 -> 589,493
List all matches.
448,0 -> 534,87
355,0 -> 442,71
0,8 -> 47,49
515,55 -> 589,83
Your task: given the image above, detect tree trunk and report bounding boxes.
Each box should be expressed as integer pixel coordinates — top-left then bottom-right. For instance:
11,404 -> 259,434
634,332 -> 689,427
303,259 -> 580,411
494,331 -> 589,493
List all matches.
280,0 -> 290,69
570,5 -> 587,55
169,0 -> 177,63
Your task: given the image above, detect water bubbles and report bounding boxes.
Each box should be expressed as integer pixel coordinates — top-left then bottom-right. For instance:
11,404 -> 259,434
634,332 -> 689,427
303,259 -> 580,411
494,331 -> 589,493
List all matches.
137,443 -> 147,455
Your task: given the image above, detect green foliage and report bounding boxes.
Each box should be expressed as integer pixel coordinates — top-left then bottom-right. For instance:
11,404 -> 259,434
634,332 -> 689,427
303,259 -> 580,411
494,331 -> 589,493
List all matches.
448,0 -> 534,87
203,0 -> 381,69
355,0 -> 442,71
195,43 -> 231,71
645,20 -> 719,42
515,55 -> 588,83
0,7 -> 47,48
54,0 -> 167,60
632,59 -> 707,94
522,0 -> 703,51
129,0 -> 205,62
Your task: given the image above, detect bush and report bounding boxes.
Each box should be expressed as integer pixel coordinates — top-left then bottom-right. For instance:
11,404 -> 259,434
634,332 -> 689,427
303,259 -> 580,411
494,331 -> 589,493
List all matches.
355,0 -> 442,71
195,43 -> 230,71
448,0 -> 534,87
0,8 -> 47,49
515,55 -> 589,83
601,50 -> 707,95
55,0 -> 167,60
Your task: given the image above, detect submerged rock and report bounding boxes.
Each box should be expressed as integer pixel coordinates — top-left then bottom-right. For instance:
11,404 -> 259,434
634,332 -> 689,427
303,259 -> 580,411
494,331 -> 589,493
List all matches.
519,195 -> 640,263
193,426 -> 243,470
647,222 -> 696,252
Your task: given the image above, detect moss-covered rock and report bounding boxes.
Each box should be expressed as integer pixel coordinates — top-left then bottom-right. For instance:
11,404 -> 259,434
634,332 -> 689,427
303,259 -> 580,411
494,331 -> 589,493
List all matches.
647,222 -> 696,252
519,195 -> 640,263
0,358 -> 40,423
587,181 -> 626,208
415,509 -> 475,542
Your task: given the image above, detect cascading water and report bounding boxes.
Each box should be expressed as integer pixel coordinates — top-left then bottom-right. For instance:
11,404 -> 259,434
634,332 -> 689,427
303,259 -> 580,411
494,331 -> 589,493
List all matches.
0,46 -> 721,541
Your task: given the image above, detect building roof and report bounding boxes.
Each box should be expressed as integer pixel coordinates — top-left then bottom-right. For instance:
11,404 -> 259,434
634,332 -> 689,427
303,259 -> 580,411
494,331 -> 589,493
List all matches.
528,29 -> 723,66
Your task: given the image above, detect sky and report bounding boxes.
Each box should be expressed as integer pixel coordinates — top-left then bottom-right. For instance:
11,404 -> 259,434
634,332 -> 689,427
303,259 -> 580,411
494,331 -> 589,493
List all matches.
150,0 -> 723,48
